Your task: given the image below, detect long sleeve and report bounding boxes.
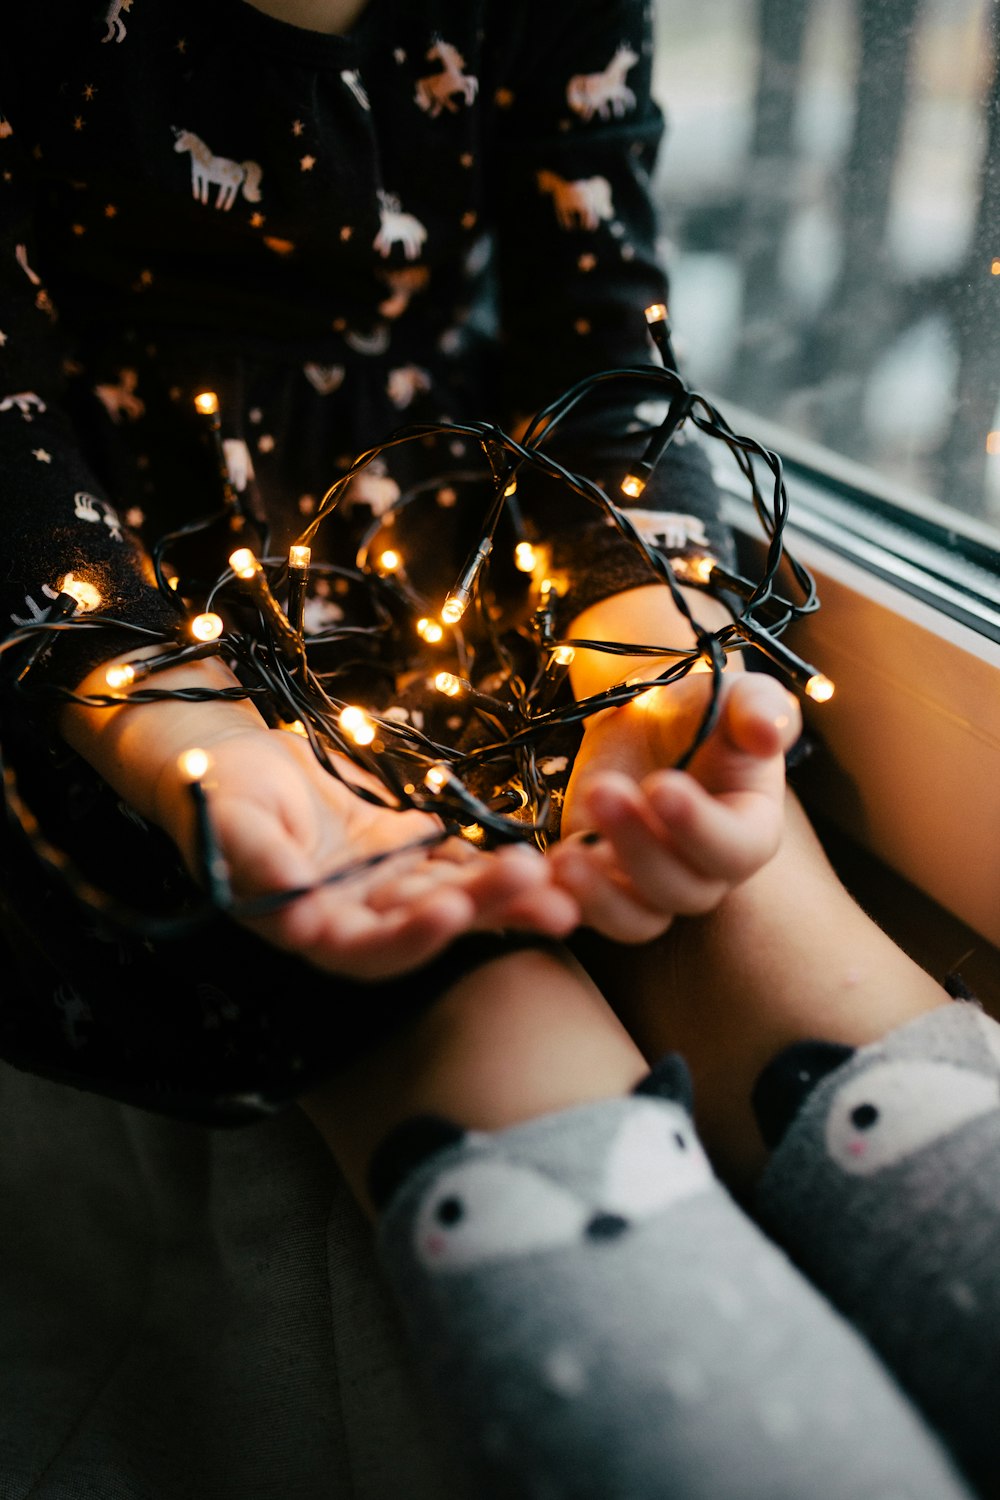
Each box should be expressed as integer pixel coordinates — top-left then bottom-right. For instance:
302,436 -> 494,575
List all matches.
490,0 -> 733,623
0,101 -> 176,693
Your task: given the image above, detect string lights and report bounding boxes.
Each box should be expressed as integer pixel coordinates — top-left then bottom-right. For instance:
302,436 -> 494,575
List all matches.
2,354 -> 834,938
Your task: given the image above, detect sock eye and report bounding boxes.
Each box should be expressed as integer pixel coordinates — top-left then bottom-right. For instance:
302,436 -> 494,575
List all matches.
850,1103 -> 879,1131
673,1131 -> 687,1150
435,1195 -> 465,1227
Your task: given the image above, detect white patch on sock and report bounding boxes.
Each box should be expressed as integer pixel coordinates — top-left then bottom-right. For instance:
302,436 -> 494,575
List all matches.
947,1280 -> 978,1313
601,1103 -> 713,1220
975,1010 -> 1000,1073
660,1357 -> 709,1402
543,1346 -> 588,1396
705,1277 -> 747,1320
757,1394 -> 801,1441
824,1059 -> 1000,1176
413,1156 -> 588,1271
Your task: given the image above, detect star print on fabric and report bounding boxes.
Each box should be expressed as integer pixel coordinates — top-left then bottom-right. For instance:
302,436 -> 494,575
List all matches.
257,434 -> 275,453
460,210 -> 477,229
578,253 -> 597,271
292,120 -> 305,136
32,144 -> 42,160
393,48 -> 406,63
176,38 -> 187,53
574,318 -> 591,335
72,224 -> 86,236
249,211 -> 265,228
32,448 -> 52,463
494,87 -> 514,108
339,225 -> 353,241
82,84 -> 97,101
138,269 -> 154,285
73,116 -> 85,132
300,155 -> 316,171
263,235 -> 294,255
104,204 -> 118,218
459,152 -> 474,168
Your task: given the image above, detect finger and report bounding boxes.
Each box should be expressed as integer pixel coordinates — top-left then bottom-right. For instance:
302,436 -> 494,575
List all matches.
643,769 -> 784,883
295,884 -> 480,980
718,674 -> 801,760
550,839 -> 674,944
580,775 -> 733,913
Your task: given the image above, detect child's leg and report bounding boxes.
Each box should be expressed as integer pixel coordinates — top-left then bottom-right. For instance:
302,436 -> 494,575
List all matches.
303,946 -> 970,1499
587,795 -> 1000,1487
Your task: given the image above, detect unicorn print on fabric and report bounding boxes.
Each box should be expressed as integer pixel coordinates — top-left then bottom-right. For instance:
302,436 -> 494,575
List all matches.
414,40 -> 479,117
566,46 -> 639,120
373,192 -> 427,260
537,171 -> 614,231
102,0 -> 131,44
172,129 -> 263,211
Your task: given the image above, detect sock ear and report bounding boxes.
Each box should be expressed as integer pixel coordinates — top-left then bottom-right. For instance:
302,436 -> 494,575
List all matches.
367,1115 -> 466,1214
752,1039 -> 856,1150
633,1053 -> 694,1113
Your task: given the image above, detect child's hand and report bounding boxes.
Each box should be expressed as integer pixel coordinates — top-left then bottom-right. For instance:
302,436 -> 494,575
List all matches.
161,728 -> 580,980
550,673 -> 800,943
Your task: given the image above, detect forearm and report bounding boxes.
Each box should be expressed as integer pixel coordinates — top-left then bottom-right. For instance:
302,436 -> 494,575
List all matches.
59,650 -> 267,858
567,583 -> 735,700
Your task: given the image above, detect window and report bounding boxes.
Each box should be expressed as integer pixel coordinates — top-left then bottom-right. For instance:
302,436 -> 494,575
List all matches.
652,0 -> 1000,541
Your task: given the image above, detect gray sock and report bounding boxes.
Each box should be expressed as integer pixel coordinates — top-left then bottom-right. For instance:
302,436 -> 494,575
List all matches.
754,998 -> 1000,1490
370,1056 -> 969,1499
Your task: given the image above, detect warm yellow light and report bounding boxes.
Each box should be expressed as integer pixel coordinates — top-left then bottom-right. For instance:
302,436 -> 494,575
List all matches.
671,553 -> 716,585
504,478 -> 518,497
987,431 -> 1000,456
992,258 -> 1000,276
434,671 -> 463,698
229,547 -> 258,579
289,544 -> 311,570
378,548 -> 402,572
514,541 -> 538,573
441,595 -> 466,625
190,611 -> 224,642
621,473 -> 646,499
105,662 -> 136,690
417,616 -> 445,644
338,705 -> 377,746
193,391 -> 219,416
282,718 -> 308,736
644,302 -> 668,324
59,572 -> 102,612
461,823 -> 485,843
551,644 -> 576,667
424,764 -> 450,793
178,746 -> 212,782
805,673 -> 835,703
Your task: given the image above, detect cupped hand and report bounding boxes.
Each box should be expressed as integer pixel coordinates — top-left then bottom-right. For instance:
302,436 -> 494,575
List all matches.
550,671 -> 801,943
160,727 -> 580,980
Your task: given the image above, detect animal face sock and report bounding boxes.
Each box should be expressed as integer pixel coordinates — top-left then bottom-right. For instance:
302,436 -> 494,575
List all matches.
753,999 -> 1000,1492
369,1055 -> 969,1499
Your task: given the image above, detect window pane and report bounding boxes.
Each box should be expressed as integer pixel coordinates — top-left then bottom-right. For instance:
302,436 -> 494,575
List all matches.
653,0 -> 1000,538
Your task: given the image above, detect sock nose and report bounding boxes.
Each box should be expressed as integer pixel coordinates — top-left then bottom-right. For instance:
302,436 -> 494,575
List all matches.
586,1211 -> 629,1241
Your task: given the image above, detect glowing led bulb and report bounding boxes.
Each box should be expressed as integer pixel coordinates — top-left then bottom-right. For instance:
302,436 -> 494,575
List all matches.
288,544 -> 311,570
503,478 -> 518,497
282,719 -> 308,737
424,764 -> 450,794
378,548 -> 401,572
229,547 -> 259,579
805,673 -> 835,704
193,391 -> 219,416
59,572 -> 102,612
987,432 -> 1000,456
644,302 -> 668,325
105,662 -> 136,690
992,258 -> 1000,276
551,644 -> 576,667
434,671 -> 463,697
621,472 -> 646,499
514,541 -> 538,573
178,747 -> 212,782
441,595 -> 466,625
417,616 -> 445,644
461,823 -> 485,843
338,705 -> 377,746
190,611 -> 224,642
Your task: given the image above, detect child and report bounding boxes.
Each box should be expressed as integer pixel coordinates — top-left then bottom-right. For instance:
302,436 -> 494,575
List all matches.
0,2 -> 994,1494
